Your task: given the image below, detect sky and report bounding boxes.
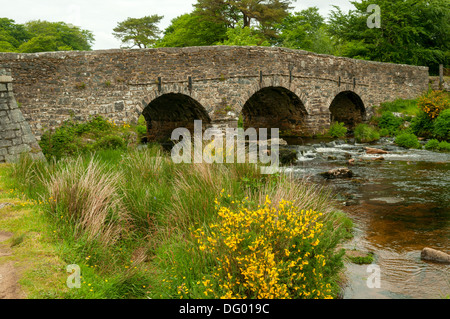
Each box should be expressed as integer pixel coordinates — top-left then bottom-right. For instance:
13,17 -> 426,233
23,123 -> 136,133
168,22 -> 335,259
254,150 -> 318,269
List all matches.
0,0 -> 355,50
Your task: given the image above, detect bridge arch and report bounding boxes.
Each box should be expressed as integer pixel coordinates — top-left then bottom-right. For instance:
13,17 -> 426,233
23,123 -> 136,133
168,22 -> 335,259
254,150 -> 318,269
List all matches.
329,90 -> 366,130
141,93 -> 211,142
240,86 -> 309,138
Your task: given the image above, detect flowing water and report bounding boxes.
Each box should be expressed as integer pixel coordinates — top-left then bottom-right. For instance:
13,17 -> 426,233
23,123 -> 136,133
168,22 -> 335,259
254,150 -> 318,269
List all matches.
282,137 -> 450,299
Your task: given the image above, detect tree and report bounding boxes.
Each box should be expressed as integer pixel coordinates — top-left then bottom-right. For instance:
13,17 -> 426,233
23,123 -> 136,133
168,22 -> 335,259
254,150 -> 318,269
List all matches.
328,0 -> 450,74
23,20 -> 94,52
156,13 -> 227,47
113,15 -> 163,48
276,7 -> 334,54
194,0 -> 294,38
0,19 -> 94,53
0,18 -> 31,52
218,21 -> 270,46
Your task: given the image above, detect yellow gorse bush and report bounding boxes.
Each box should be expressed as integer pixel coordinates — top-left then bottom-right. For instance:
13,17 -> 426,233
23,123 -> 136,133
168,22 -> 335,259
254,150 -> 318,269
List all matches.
418,90 -> 449,119
190,192 -> 333,299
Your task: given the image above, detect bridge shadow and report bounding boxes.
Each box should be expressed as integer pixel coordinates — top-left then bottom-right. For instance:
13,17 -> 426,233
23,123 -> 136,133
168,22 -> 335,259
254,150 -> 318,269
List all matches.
142,93 -> 211,143
241,86 -> 308,138
329,91 -> 366,130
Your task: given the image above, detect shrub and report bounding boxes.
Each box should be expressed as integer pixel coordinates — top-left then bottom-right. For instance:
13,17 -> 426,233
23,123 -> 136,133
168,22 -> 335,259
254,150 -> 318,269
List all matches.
39,116 -> 128,160
354,124 -> 380,143
438,141 -> 450,152
410,111 -> 434,138
44,157 -> 129,247
136,125 -> 147,142
424,139 -> 440,151
379,98 -> 419,116
191,195 -> 338,299
379,128 -> 390,137
395,132 -> 421,149
417,90 -> 449,120
378,112 -> 403,136
433,109 -> 450,141
328,122 -> 347,138
93,135 -> 126,151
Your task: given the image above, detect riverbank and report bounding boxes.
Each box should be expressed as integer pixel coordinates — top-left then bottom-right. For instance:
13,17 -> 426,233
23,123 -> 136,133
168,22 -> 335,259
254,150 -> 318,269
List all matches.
0,143 -> 353,299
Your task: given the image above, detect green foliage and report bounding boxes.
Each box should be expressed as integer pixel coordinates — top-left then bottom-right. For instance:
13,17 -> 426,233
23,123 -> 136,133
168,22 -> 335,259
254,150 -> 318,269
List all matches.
237,114 -> 244,128
424,139 -> 440,151
354,124 -> 380,143
418,90 -> 450,119
276,7 -> 334,54
93,135 -> 126,150
38,116 -> 131,161
379,98 -> 419,116
194,0 -> 293,39
433,109 -> 450,141
378,128 -> 390,137
0,18 -> 31,51
328,0 -> 450,74
377,112 -> 403,136
156,13 -> 227,47
438,141 -> 450,152
410,111 -> 435,138
328,122 -> 348,138
113,15 -> 164,49
0,19 -> 94,53
395,132 -> 421,149
347,251 -> 374,265
217,21 -> 270,46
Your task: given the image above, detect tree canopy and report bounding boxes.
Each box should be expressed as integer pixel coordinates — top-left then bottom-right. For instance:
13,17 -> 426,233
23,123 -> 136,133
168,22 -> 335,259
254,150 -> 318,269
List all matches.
276,7 -> 334,54
2,0 -> 448,73
156,13 -> 227,47
194,0 -> 294,37
328,0 -> 450,73
0,19 -> 94,53
113,15 -> 163,49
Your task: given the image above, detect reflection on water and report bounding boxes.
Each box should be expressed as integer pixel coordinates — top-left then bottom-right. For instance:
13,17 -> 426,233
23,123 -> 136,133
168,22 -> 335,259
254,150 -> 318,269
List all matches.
284,139 -> 450,299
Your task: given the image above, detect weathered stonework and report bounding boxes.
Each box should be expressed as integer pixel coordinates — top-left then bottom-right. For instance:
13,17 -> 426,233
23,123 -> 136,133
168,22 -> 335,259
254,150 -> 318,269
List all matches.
0,67 -> 44,163
0,46 -> 429,141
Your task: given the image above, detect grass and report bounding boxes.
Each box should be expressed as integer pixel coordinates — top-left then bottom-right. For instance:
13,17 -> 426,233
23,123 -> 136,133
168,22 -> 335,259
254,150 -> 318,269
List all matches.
1,114 -> 355,299
377,98 -> 420,116
2,142 -> 353,299
346,251 -> 374,265
354,124 -> 380,143
0,164 -> 68,298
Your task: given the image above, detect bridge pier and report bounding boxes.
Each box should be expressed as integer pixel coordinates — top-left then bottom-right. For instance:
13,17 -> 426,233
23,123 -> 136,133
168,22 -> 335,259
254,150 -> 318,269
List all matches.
0,68 -> 44,162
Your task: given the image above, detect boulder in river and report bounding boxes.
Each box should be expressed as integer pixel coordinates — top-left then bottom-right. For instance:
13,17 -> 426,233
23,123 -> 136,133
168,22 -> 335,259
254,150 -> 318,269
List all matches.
320,167 -> 353,179
365,147 -> 388,155
421,247 -> 450,264
279,148 -> 298,166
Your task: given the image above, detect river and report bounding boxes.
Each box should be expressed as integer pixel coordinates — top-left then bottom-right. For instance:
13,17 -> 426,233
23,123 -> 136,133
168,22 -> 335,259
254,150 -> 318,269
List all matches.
282,137 -> 450,299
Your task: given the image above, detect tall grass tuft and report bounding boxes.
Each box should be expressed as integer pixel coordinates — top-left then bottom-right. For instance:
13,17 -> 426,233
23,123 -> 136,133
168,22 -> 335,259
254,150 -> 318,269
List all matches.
44,156 -> 130,247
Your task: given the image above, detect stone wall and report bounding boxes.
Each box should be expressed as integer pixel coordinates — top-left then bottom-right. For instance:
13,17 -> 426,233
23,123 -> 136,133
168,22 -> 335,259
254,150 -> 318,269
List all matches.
0,67 -> 44,163
0,46 -> 430,140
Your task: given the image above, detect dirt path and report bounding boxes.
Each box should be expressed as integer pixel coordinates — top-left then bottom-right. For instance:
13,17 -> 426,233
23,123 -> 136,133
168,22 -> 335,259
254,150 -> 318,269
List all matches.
0,230 -> 25,299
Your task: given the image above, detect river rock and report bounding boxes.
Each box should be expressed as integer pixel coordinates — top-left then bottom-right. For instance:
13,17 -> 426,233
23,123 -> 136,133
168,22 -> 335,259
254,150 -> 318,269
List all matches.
421,247 -> 450,264
365,147 -> 388,155
255,138 -> 288,146
279,148 -> 298,166
320,167 -> 353,179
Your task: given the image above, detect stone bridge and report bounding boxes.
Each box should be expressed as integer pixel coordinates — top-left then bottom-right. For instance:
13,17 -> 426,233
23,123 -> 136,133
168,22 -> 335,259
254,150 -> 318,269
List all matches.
0,46 -> 429,142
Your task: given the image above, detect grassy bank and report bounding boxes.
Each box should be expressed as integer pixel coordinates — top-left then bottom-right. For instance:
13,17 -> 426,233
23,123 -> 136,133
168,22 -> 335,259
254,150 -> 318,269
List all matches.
326,90 -> 450,148
0,116 -> 353,299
